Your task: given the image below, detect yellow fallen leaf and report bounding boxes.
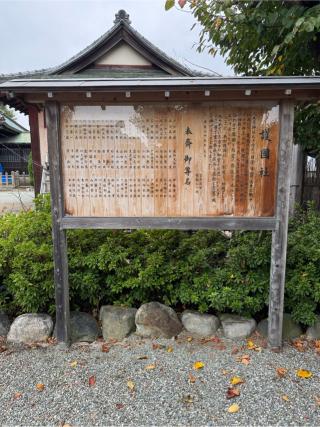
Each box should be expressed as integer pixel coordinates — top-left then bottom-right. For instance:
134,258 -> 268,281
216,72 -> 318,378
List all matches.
247,340 -> 256,350
227,403 -> 240,413
36,383 -> 45,392
127,380 -> 135,392
193,361 -> 205,370
145,364 -> 156,371
187,337 -> 193,342
282,395 -> 289,402
230,376 -> 244,385
70,361 -> 78,368
297,369 -> 313,379
167,346 -> 174,353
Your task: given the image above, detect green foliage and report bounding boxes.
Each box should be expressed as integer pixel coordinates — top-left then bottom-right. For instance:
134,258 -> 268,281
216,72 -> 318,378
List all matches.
167,1 -> 320,155
28,152 -> 34,186
1,196 -> 320,325
169,0 -> 320,76
294,102 -> 320,153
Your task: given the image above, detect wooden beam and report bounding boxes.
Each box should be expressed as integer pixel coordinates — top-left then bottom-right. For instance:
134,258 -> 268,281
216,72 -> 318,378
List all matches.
268,100 -> 294,350
45,101 -> 70,345
60,216 -> 277,231
28,105 -> 42,194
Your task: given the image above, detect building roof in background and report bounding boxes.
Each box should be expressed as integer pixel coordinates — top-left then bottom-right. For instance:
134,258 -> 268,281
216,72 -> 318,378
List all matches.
0,10 -> 212,84
0,112 -> 30,143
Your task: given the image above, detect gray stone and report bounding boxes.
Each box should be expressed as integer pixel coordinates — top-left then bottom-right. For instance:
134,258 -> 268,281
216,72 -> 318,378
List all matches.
181,310 -> 220,337
100,305 -> 137,340
220,313 -> 256,339
257,313 -> 302,340
69,312 -> 100,343
135,302 -> 182,338
0,313 -> 10,337
306,316 -> 320,339
7,313 -> 53,344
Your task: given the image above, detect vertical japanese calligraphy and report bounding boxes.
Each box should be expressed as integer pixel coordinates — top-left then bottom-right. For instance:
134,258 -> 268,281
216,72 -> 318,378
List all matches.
60,102 -> 279,217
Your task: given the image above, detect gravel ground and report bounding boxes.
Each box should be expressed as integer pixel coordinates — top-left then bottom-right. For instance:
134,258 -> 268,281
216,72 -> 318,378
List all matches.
0,333 -> 320,426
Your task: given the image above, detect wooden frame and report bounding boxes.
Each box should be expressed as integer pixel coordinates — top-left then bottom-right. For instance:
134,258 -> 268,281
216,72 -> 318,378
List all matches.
45,98 -> 294,349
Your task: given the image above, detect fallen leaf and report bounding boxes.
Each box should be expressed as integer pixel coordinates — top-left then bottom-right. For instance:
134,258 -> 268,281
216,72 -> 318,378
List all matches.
221,369 -> 230,375
227,403 -> 240,413
226,387 -> 240,399
13,392 -> 22,400
276,367 -> 288,378
183,394 -> 193,404
297,369 -> 313,379
115,403 -> 124,410
101,344 -> 109,353
70,360 -> 78,368
137,355 -> 148,360
187,337 -> 193,342
292,339 -> 307,352
193,361 -> 205,370
145,364 -> 156,371
239,354 -> 251,365
167,346 -> 174,353
127,380 -> 135,392
36,383 -> 45,392
247,340 -> 256,350
314,396 -> 320,406
230,376 -> 244,385
282,395 -> 289,402
88,375 -> 96,387
152,343 -> 164,350
0,345 -> 8,353
188,373 -> 196,384
231,347 -> 239,355
314,340 -> 320,349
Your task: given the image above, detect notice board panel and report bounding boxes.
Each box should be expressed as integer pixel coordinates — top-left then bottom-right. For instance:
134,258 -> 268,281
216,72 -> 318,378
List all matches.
60,102 -> 279,217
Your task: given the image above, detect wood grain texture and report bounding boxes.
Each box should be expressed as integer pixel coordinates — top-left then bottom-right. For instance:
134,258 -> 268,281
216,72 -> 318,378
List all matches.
60,102 -> 279,218
268,100 -> 294,350
45,101 -> 70,345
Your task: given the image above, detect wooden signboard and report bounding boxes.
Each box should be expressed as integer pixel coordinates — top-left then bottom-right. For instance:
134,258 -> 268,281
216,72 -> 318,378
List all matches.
60,102 -> 279,218
44,98 -> 294,351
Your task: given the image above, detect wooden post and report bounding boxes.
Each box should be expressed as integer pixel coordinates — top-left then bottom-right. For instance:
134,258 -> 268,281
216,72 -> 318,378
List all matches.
45,101 -> 70,345
28,105 -> 42,195
268,100 -> 294,350
289,143 -> 304,216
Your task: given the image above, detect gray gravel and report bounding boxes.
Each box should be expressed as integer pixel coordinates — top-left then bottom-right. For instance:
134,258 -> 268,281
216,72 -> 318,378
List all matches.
0,333 -> 320,426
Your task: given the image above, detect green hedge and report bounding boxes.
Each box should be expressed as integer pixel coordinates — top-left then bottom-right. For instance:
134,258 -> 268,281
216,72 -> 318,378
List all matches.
0,195 -> 319,326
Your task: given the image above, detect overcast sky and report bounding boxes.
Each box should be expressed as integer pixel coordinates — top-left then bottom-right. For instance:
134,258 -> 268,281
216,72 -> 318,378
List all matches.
0,0 -> 233,127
